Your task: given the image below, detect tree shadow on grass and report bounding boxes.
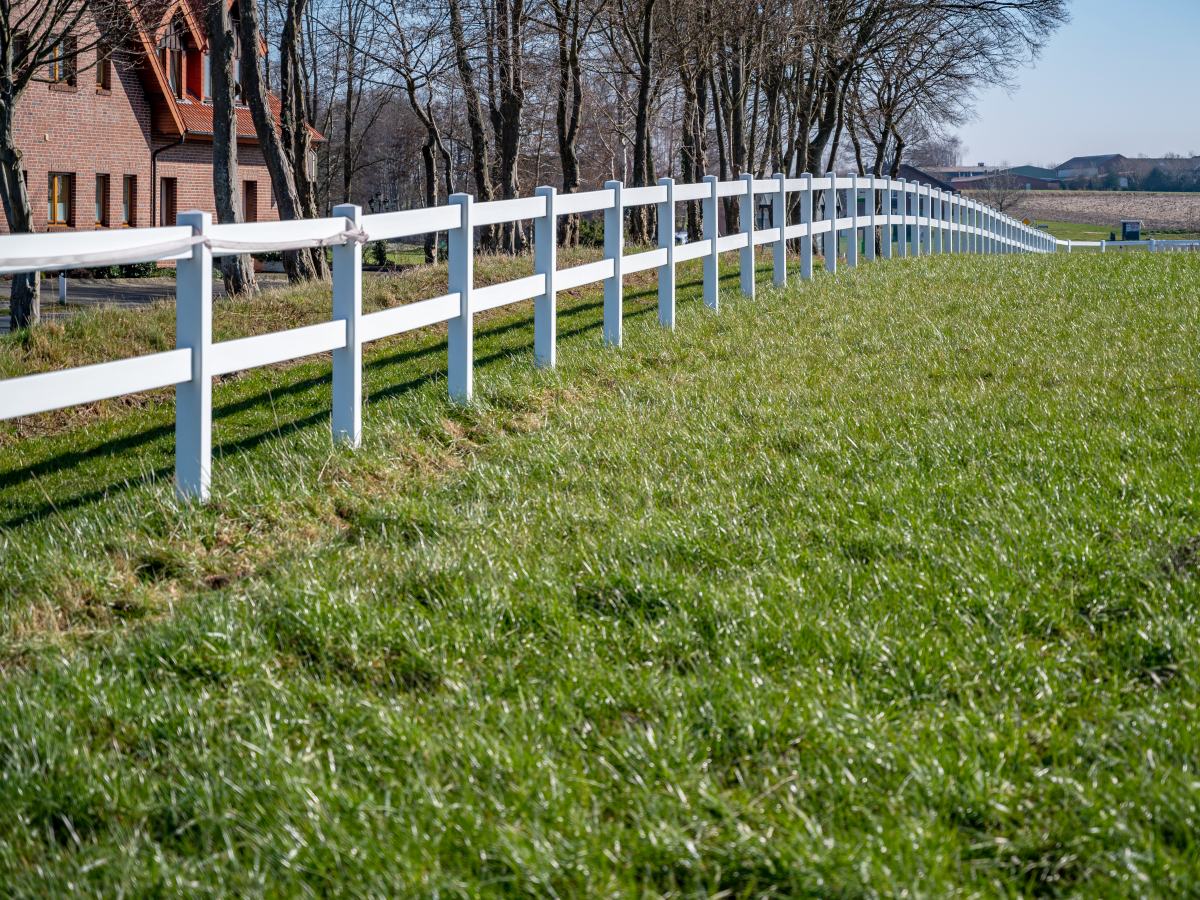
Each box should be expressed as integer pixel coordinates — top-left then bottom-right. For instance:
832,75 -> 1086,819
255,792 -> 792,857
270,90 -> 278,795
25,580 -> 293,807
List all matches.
0,276 -> 707,529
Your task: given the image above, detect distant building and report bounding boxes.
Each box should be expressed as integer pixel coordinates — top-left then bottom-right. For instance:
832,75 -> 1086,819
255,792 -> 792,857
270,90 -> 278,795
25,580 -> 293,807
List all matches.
1055,154 -> 1126,180
1007,165 -> 1059,181
925,163 -> 1006,181
896,165 -> 959,194
951,173 -> 1060,192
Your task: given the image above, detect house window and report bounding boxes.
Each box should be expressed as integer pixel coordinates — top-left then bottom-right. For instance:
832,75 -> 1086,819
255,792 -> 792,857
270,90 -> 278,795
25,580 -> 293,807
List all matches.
48,172 -> 73,225
96,42 -> 111,90
159,177 -> 177,226
243,180 -> 258,222
161,46 -> 185,98
48,37 -> 77,86
95,174 -> 110,226
122,175 -> 137,225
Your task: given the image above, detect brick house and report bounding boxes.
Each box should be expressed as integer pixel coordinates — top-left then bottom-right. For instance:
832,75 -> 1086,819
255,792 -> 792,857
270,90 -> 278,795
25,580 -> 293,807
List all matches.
6,0 -> 319,236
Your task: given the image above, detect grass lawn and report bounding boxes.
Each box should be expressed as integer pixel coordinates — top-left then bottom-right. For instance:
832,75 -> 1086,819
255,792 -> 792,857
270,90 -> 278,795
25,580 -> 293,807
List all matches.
1038,220 -> 1200,242
1,250 -> 1199,895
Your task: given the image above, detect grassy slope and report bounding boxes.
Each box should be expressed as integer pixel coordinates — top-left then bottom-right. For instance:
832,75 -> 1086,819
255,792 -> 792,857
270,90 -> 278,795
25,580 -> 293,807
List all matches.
1,251 -> 1199,895
1040,220 -> 1200,242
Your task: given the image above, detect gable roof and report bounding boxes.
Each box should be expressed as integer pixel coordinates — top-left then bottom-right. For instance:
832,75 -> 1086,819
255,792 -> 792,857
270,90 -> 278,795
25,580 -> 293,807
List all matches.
897,164 -> 958,194
118,0 -> 322,143
1056,154 -> 1125,170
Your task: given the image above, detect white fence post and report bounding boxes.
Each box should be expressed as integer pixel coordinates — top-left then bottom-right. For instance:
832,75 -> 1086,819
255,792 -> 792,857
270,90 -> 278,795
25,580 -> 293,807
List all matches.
800,173 -> 813,280
847,175 -> 859,268
331,203 -> 363,446
922,185 -> 933,255
1101,240 -> 1107,253
912,185 -> 922,258
825,171 -> 838,274
702,175 -> 719,309
897,179 -> 908,258
534,185 -> 558,367
930,189 -> 939,254
58,272 -> 67,306
658,176 -> 677,327
175,210 -> 212,501
740,172 -> 756,297
448,193 -> 474,403
772,172 -> 787,287
603,180 -> 625,343
864,176 -> 876,261
881,178 -> 893,260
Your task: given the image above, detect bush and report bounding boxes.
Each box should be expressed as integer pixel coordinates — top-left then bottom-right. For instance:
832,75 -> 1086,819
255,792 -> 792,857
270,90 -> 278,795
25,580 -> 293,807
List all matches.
370,241 -> 390,267
578,218 -> 604,247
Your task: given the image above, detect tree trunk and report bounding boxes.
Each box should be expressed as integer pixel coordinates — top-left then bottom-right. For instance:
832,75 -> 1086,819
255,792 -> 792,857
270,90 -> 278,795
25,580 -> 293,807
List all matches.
0,104 -> 39,329
628,0 -> 656,244
448,0 -> 496,246
207,0 -> 257,297
280,0 -> 326,277
238,0 -> 322,283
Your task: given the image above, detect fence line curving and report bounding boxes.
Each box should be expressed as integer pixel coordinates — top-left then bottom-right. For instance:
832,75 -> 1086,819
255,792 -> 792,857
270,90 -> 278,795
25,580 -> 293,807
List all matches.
0,174 -> 1066,501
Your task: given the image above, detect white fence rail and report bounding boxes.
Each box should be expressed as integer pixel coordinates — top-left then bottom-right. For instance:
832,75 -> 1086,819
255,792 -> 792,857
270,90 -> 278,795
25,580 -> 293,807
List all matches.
1,173 -> 1057,501
1056,238 -> 1200,252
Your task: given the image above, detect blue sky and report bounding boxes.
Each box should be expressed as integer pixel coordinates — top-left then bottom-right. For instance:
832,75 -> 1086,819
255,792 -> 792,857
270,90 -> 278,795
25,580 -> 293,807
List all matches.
957,0 -> 1200,168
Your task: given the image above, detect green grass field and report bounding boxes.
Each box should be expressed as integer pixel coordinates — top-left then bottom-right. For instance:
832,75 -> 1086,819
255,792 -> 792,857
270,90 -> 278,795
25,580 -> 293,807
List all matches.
1,250 -> 1199,895
1039,220 -> 1200,242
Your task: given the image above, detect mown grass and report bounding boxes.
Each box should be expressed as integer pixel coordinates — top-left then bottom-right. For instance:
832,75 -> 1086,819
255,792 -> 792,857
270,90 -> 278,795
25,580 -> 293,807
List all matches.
1,249 -> 1199,895
1040,220 -> 1200,242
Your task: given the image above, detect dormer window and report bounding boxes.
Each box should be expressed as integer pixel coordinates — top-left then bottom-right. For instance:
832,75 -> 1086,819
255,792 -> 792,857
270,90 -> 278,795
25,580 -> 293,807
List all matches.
158,19 -> 187,99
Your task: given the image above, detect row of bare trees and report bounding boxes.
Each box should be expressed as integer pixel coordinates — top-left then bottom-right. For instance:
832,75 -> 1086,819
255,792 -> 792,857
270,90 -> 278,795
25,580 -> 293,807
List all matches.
0,0 -> 1068,326
277,0 -> 1066,248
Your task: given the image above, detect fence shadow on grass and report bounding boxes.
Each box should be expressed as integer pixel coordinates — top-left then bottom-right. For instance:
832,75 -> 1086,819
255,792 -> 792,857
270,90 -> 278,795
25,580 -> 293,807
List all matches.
0,276 -> 706,530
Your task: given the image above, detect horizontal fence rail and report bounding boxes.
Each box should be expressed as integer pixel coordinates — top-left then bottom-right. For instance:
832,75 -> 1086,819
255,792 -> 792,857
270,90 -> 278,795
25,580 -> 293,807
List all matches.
1056,238 -> 1200,252
1,174 -> 1065,501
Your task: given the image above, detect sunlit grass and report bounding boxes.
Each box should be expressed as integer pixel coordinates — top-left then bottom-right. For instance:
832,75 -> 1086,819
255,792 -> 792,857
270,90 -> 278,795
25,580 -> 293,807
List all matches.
0,250 -> 1198,895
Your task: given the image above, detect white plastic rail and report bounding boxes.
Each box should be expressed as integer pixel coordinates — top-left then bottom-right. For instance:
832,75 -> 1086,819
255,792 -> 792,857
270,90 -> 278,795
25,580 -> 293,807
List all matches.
0,172 -> 1059,502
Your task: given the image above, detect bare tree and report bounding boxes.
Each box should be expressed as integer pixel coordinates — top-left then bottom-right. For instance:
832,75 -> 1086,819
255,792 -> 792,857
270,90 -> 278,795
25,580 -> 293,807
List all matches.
206,0 -> 257,296
238,0 -> 327,282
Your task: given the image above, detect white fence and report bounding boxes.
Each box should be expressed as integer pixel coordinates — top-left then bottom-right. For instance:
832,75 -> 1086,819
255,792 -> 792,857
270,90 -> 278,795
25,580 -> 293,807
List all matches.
1059,239 -> 1200,252
0,172 -> 1057,501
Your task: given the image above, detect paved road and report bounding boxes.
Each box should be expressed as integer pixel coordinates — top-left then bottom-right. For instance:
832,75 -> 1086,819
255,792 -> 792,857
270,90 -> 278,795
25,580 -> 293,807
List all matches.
0,273 -> 290,334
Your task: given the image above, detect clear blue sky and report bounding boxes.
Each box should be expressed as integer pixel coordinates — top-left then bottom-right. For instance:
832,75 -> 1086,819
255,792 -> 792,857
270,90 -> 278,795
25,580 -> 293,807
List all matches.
957,0 -> 1200,168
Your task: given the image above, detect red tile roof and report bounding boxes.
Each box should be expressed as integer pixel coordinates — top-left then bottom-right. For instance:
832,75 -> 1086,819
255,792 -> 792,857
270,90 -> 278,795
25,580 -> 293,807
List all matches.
170,93 -> 324,143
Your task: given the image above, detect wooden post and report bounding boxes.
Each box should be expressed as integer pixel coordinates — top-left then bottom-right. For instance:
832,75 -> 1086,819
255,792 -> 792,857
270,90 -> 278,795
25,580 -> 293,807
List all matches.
740,172 -> 756,297
772,172 -> 787,287
534,185 -> 558,367
658,177 -> 676,327
702,175 -> 719,309
175,210 -> 212,501
800,173 -> 813,280
332,203 -> 363,446
603,180 -> 624,344
825,171 -> 837,274
448,193 -> 474,402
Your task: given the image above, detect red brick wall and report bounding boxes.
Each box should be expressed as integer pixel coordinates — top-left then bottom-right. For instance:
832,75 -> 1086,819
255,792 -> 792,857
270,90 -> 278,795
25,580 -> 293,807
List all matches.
156,141 -> 280,226
6,49 -> 154,233
2,8 -> 282,236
